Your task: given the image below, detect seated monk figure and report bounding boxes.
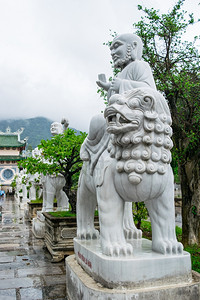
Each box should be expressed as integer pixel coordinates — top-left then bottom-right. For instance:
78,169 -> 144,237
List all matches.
97,33 -> 156,100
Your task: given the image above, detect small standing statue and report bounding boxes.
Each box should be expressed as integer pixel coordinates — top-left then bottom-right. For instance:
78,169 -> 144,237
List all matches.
32,118 -> 69,238
41,118 -> 70,212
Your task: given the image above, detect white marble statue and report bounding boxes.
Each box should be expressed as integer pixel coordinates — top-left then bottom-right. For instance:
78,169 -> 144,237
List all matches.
41,118 -> 69,212
32,147 -> 43,159
22,183 -> 28,201
50,118 -> 69,136
77,33 -> 183,257
28,173 -> 41,201
20,169 -> 29,209
41,174 -> 69,212
31,120 -> 70,212
96,33 -> 156,99
29,148 -> 43,200
15,171 -> 23,203
15,169 -> 29,208
32,119 -> 69,238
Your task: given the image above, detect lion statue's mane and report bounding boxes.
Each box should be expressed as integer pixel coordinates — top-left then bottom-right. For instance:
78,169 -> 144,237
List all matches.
106,88 -> 173,184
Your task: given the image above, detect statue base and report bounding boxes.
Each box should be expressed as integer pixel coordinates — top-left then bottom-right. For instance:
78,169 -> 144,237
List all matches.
19,198 -> 28,210
66,254 -> 200,300
73,238 -> 191,289
32,211 -> 45,238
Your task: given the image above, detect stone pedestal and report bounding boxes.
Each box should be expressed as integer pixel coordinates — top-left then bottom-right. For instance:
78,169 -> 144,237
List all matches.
43,213 -> 99,262
26,201 -> 43,221
32,211 -> 45,238
20,197 -> 28,210
24,205 -> 29,220
43,213 -> 77,262
65,238 -> 200,300
74,238 -> 191,288
66,255 -> 200,300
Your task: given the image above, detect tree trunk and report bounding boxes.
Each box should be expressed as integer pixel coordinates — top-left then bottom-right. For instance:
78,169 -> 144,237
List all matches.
180,158 -> 200,246
63,184 -> 77,214
68,190 -> 77,214
62,173 -> 77,214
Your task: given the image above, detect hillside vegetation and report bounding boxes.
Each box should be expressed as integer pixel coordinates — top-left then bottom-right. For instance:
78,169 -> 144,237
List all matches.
0,117 -> 53,149
0,117 -> 81,149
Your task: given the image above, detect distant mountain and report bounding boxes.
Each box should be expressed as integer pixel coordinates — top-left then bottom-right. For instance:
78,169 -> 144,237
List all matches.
0,117 -> 61,149
0,117 -> 81,149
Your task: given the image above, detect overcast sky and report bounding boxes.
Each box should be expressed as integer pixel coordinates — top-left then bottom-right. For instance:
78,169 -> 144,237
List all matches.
0,0 -> 199,132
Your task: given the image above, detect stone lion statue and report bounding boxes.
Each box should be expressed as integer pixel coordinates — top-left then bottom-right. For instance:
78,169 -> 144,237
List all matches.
41,174 -> 69,212
77,87 -> 183,256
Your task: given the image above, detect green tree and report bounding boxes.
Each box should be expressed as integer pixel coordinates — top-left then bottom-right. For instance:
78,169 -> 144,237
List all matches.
19,129 -> 87,213
133,0 -> 200,246
133,202 -> 148,229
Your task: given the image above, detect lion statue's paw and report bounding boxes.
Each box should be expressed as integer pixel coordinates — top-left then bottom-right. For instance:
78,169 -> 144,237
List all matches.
77,228 -> 99,240
102,241 -> 133,257
152,239 -> 183,255
124,227 -> 142,240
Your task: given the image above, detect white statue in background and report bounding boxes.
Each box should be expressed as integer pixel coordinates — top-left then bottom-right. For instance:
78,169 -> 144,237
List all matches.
41,118 -> 69,212
50,118 -> 69,136
29,147 -> 43,200
32,118 -> 70,238
77,33 -> 183,257
41,174 -> 68,212
20,169 -> 28,200
15,171 -> 23,203
28,173 -> 40,201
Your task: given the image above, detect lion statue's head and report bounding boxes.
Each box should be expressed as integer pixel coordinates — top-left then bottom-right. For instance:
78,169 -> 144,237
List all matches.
104,88 -> 173,185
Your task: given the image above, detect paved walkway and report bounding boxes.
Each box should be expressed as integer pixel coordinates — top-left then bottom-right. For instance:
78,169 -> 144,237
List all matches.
0,196 -> 67,300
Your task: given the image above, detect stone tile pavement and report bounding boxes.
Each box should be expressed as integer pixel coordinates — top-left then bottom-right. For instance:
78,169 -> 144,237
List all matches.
0,196 -> 67,300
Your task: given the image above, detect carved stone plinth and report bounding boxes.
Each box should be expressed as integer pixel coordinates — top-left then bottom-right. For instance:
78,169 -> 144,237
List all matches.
43,213 -> 99,262
32,211 -> 45,239
43,213 -> 76,262
26,201 -> 43,221
26,201 -> 57,221
66,255 -> 200,300
20,197 -> 28,210
73,238 -> 191,289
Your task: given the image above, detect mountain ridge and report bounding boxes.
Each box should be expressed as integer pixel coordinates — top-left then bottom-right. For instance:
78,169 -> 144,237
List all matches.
0,117 -> 80,149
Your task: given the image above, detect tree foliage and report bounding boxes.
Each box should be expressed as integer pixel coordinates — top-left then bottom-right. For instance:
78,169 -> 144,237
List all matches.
133,0 -> 200,246
134,0 -> 200,159
133,202 -> 148,229
101,0 -> 200,245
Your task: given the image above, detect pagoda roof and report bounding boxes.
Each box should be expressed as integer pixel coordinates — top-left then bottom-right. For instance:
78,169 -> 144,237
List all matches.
0,155 -> 23,161
0,135 -> 26,147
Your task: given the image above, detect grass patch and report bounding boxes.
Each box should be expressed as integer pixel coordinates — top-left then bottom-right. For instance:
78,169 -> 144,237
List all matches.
140,220 -> 152,240
140,220 -> 151,231
175,226 -> 182,242
184,245 -> 200,273
48,211 -> 76,218
48,210 -> 98,218
139,220 -> 200,273
30,198 -> 43,203
30,198 -> 57,204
